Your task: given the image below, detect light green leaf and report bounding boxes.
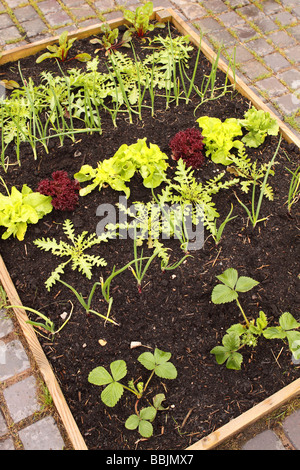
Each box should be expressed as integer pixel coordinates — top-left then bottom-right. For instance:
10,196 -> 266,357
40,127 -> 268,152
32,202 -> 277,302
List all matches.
88,366 -> 113,386
125,414 -> 139,430
110,359 -> 127,382
139,420 -> 153,438
101,381 -> 124,407
216,268 -> 238,289
235,276 -> 259,292
211,284 -> 238,304
279,312 -> 300,331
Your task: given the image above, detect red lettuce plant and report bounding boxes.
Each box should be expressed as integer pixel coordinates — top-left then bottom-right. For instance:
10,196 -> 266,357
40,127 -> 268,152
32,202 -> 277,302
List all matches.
37,171 -> 80,211
169,128 -> 205,169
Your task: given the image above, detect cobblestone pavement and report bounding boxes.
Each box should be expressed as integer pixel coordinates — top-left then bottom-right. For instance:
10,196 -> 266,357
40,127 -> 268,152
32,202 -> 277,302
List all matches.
0,0 -> 300,451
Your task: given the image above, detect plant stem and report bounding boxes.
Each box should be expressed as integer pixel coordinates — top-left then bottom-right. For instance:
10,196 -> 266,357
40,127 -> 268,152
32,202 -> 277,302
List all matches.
236,298 -> 250,327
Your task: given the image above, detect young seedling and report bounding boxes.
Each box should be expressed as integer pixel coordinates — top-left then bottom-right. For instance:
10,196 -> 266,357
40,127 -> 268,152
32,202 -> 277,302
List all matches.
36,31 -> 91,63
123,2 -> 165,38
88,348 -> 177,438
90,23 -> 132,55
210,268 -> 300,369
57,279 -> 119,325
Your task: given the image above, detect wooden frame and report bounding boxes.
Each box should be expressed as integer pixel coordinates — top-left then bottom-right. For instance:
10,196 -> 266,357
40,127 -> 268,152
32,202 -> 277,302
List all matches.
0,8 -> 299,451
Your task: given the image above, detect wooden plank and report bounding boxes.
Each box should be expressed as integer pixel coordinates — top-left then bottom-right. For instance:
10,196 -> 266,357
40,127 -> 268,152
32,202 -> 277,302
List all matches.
187,377 -> 300,450
0,254 -> 88,450
162,8 -> 300,149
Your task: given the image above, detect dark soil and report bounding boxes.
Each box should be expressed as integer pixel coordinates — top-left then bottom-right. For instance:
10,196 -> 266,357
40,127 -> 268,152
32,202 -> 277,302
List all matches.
0,25 -> 299,451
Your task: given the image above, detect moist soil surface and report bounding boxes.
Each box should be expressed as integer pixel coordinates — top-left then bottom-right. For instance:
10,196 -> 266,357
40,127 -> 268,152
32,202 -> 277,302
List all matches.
0,25 -> 300,450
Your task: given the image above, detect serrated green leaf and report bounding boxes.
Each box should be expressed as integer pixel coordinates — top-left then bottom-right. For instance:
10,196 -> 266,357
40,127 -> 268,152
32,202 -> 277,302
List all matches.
139,419 -> 153,438
279,312 -> 300,331
155,362 -> 177,380
110,360 -> 127,382
88,366 -> 113,386
140,406 -> 157,421
216,268 -> 238,289
263,326 -> 286,340
226,352 -> 243,370
153,348 -> 171,364
211,284 -> 238,304
138,351 -> 156,370
101,381 -> 124,407
125,414 -> 139,430
235,276 -> 259,292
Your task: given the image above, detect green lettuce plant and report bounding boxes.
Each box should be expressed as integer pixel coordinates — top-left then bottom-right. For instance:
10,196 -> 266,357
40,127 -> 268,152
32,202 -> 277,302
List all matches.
74,138 -> 169,198
0,180 -> 53,241
197,115 -> 244,165
36,31 -> 91,63
33,219 -> 108,290
239,106 -> 279,148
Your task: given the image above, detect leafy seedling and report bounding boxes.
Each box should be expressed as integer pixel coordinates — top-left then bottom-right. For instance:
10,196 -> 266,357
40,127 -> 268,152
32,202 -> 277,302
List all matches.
36,31 -> 91,63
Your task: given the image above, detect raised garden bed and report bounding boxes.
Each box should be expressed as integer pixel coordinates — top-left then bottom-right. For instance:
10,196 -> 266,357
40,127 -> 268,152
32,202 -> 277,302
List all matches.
0,7 -> 299,451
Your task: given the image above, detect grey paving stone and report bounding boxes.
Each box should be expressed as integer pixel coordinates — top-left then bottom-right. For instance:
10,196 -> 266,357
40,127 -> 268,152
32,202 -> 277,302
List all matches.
230,22 -> 261,41
250,16 -> 278,34
263,51 -> 291,72
242,430 -> 286,450
256,76 -> 287,98
94,0 -> 115,10
14,5 -> 39,22
207,28 -> 237,47
0,309 -> 14,339
199,0 -> 228,14
67,4 -> 95,20
0,437 -> 15,450
0,410 -> 8,437
219,10 -> 244,27
237,4 -> 264,20
275,93 -> 300,116
292,6 -> 300,19
226,44 -> 254,64
260,0 -> 282,15
193,17 -> 224,34
3,375 -> 41,423
225,0 -> 250,8
0,25 -> 22,41
43,10 -> 72,27
21,18 -> 47,38
270,11 -> 298,26
0,13 -> 14,28
246,37 -> 274,56
0,340 -> 30,381
278,69 -> 300,92
286,45 -> 300,65
282,410 -> 300,450
238,59 -> 270,81
179,3 -> 207,21
38,0 -> 61,15
287,25 -> 300,42
19,416 -> 65,450
268,30 -> 297,49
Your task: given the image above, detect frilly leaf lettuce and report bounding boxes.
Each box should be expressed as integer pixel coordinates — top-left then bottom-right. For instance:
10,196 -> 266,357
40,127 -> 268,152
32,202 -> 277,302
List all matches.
0,184 -> 53,240
239,107 -> 279,148
74,138 -> 168,198
197,116 -> 244,165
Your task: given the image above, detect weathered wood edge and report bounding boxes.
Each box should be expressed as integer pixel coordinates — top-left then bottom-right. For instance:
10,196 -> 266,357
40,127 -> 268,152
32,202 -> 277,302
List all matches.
0,254 -> 88,450
0,7 -> 299,452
